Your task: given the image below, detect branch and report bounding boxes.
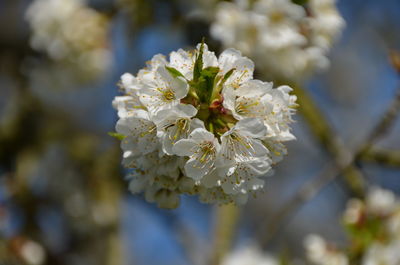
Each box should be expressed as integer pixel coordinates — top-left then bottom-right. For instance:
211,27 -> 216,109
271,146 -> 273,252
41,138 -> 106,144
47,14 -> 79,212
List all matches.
258,56 -> 400,247
209,204 -> 240,265
291,85 -> 366,197
360,149 -> 400,168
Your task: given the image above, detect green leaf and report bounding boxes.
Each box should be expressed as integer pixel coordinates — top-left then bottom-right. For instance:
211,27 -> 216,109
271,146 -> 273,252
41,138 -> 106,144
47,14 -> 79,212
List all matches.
202,66 -> 220,79
108,132 -> 126,140
193,40 -> 205,82
222,68 -> 235,84
165,66 -> 185,79
196,66 -> 220,103
291,0 -> 308,5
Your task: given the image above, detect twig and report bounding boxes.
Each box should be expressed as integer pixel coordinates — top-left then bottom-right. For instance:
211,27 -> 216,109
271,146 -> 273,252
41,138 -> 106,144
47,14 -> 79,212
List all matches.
209,204 -> 240,265
360,149 -> 400,168
291,84 -> 366,197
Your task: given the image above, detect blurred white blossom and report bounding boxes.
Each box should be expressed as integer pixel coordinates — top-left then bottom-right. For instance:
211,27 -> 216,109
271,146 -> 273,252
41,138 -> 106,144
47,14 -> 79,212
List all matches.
304,234 -> 348,265
113,43 -> 297,208
25,0 -> 112,82
211,0 -> 345,81
222,244 -> 278,265
365,186 -> 398,216
306,187 -> 400,265
363,240 -> 400,265
20,240 -> 46,265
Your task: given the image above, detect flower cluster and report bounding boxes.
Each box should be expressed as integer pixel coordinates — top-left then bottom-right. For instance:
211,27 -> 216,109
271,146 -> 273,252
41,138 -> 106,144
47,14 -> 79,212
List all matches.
25,0 -> 112,82
113,43 -> 297,208
211,0 -> 345,81
305,187 -> 400,265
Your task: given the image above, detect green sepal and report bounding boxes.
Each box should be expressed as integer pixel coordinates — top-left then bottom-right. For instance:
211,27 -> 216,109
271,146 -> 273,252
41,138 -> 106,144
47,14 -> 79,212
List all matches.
108,132 -> 126,140
165,66 -> 185,79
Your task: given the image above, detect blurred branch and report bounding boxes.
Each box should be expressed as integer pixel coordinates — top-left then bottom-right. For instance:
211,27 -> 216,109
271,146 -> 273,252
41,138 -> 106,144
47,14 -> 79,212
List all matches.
258,72 -> 400,247
209,204 -> 240,265
291,84 -> 366,197
360,149 -> 400,168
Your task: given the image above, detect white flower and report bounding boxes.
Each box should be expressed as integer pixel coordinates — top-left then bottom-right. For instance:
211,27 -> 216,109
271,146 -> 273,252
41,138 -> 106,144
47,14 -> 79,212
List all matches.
137,54 -> 168,83
173,128 -> 220,180
112,73 -> 144,118
120,73 -> 141,92
145,186 -> 180,209
115,109 -> 158,156
262,139 -> 288,164
308,0 -> 346,50
169,44 -> 218,80
343,198 -> 364,225
366,186 -> 397,216
218,48 -> 254,89
222,79 -> 296,143
219,118 -> 268,166
222,80 -> 272,120
134,151 -> 183,180
211,2 -> 265,55
262,85 -> 297,140
138,66 -> 189,114
152,104 -> 204,155
220,158 -> 272,199
255,0 -> 306,49
363,240 -> 400,265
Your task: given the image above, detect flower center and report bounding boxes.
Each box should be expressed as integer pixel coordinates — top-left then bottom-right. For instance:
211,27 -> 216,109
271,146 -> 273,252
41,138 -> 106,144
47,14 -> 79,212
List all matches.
198,141 -> 216,164
157,87 -> 176,101
139,125 -> 157,137
270,11 -> 285,23
173,118 -> 190,140
235,98 -> 260,115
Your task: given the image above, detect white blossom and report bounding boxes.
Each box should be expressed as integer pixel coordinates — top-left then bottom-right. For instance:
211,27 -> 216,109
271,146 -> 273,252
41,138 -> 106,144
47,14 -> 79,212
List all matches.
211,0 -> 345,81
138,67 -> 189,114
304,235 -> 349,265
113,43 -> 297,208
218,48 -> 254,88
363,241 -> 400,265
115,110 -> 158,157
222,244 -> 278,265
169,44 -> 218,80
173,128 -> 220,180
153,104 -> 204,155
219,118 -> 269,166
366,186 -> 398,216
25,0 -> 112,82
222,80 -> 272,121
307,187 -> 400,265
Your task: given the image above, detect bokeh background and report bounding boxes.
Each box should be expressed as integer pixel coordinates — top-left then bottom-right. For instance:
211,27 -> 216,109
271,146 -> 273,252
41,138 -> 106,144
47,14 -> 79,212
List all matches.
1,0 -> 400,264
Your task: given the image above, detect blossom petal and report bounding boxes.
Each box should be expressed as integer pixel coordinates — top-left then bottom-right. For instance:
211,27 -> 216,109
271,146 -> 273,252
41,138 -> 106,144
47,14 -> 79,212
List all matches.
172,139 -> 197,156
